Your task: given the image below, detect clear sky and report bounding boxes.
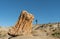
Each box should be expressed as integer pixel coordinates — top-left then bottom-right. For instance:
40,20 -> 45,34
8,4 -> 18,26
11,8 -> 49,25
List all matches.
0,0 -> 60,27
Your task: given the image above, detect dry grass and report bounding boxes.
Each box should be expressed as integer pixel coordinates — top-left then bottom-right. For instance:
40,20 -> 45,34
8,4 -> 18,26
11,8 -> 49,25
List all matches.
0,27 -> 8,38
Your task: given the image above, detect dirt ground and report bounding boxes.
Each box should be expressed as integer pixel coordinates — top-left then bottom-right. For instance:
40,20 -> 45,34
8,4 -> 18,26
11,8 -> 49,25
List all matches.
0,29 -> 59,39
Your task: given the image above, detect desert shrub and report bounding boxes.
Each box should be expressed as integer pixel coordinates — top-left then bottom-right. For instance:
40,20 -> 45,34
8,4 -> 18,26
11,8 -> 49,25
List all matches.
31,30 -> 39,36
0,30 -> 7,38
31,30 -> 37,35
52,32 -> 60,38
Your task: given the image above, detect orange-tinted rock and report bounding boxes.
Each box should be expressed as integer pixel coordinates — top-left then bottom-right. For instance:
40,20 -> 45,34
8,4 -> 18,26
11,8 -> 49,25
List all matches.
8,10 -> 34,36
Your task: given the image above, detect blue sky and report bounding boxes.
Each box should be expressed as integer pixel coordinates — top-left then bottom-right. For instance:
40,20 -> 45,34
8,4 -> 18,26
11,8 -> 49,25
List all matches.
0,0 -> 60,26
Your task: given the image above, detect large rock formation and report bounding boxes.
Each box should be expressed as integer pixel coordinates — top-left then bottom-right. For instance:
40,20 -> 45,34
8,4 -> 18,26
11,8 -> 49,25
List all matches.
8,10 -> 34,36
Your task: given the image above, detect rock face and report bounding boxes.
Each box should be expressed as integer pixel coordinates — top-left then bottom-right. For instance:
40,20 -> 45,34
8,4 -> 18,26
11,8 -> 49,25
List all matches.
8,10 -> 34,36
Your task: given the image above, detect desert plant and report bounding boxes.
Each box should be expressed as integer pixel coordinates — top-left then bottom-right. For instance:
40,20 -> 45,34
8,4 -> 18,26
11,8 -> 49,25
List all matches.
35,19 -> 38,24
52,31 -> 60,38
0,30 -> 7,38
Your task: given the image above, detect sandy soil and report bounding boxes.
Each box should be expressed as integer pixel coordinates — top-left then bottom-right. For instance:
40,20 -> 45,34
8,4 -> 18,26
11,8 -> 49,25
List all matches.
0,29 -> 58,39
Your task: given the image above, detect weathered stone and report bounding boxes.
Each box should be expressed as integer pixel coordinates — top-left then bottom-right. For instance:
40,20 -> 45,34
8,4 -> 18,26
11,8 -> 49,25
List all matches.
8,10 -> 34,36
